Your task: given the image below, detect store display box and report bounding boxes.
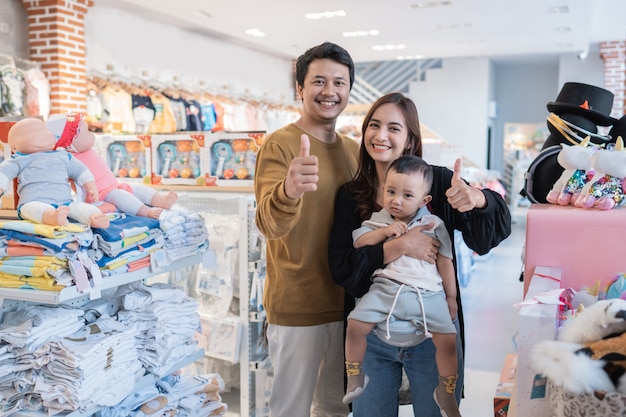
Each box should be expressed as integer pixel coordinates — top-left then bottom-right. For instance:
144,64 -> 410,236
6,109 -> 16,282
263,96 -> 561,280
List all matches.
494,353 -> 517,416
204,131 -> 265,187
524,204 -> 626,297
149,131 -> 264,186
98,134 -> 152,183
198,315 -> 242,363
150,133 -> 208,186
516,266 -> 561,417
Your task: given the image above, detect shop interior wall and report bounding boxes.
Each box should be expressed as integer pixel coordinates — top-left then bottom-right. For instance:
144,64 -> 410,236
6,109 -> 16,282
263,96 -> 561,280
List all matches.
408,57 -> 492,169
491,60 -> 559,174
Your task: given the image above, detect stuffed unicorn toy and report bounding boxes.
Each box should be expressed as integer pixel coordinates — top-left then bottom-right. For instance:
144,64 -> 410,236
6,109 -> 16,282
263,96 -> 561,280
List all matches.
575,137 -> 626,210
546,136 -> 596,206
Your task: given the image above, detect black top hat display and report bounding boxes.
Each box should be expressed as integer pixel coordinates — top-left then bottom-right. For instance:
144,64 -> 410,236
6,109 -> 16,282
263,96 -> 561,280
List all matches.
547,82 -> 617,126
542,111 -> 613,149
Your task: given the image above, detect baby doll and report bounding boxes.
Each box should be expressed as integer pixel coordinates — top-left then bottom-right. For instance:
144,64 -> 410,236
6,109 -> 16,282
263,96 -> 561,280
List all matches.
0,118 -> 109,228
545,136 -> 596,206
47,113 -> 178,219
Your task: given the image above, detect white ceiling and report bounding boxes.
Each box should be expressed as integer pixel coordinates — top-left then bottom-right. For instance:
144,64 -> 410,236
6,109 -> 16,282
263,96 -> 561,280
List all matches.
97,0 -> 626,64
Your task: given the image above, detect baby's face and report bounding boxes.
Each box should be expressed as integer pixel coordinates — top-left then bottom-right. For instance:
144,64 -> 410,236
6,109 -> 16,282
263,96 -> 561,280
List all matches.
383,170 -> 431,222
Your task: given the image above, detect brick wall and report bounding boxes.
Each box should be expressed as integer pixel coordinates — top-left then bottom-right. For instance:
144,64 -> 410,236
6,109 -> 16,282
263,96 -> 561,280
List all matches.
21,0 -> 92,116
600,40 -> 626,117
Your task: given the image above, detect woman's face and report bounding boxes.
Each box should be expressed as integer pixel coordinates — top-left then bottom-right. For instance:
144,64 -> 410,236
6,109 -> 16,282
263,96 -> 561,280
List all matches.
363,103 -> 408,168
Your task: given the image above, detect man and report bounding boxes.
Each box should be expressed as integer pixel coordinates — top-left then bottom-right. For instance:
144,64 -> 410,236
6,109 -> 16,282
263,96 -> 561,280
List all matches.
254,42 -> 359,417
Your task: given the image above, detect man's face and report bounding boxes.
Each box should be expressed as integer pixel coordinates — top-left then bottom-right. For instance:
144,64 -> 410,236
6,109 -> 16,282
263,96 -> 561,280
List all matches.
297,58 -> 351,123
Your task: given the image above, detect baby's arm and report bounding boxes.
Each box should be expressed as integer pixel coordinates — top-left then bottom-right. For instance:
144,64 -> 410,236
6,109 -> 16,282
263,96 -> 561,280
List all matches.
437,254 -> 458,320
354,221 -> 408,248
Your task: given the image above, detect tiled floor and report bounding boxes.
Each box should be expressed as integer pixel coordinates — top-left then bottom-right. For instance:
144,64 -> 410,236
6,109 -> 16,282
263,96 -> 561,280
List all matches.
399,209 -> 527,417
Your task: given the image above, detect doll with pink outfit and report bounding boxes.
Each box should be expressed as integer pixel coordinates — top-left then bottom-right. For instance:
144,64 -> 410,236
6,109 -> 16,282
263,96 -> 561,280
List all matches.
47,113 -> 178,219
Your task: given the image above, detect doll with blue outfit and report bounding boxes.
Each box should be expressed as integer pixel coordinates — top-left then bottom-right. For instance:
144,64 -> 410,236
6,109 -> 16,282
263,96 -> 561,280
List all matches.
0,117 -> 109,229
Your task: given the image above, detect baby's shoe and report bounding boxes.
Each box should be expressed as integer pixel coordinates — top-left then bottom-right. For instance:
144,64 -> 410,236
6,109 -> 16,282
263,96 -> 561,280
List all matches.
433,375 -> 461,417
342,361 -> 369,404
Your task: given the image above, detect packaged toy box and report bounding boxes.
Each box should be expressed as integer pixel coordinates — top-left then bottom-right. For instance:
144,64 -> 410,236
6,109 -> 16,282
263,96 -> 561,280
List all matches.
204,131 -> 265,187
98,134 -> 152,183
151,133 -> 207,186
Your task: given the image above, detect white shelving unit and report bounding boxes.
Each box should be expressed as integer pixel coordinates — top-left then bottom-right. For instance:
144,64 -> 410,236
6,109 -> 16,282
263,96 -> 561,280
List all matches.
166,189 -> 269,417
0,250 -> 205,417
0,253 -> 202,309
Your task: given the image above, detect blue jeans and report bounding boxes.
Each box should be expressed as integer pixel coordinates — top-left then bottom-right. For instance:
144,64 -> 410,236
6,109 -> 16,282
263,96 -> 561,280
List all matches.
352,320 -> 464,417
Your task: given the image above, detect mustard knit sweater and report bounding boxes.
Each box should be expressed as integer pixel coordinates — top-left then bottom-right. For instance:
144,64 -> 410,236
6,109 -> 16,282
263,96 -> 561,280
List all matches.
254,123 -> 359,326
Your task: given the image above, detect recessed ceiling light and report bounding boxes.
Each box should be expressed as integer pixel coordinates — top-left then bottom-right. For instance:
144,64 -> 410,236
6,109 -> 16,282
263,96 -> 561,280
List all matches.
343,29 -> 380,37
549,5 -> 570,14
408,1 -> 453,9
435,23 -> 472,30
194,10 -> 214,18
397,55 -> 424,60
305,10 -> 346,20
372,44 -> 406,51
245,28 -> 266,37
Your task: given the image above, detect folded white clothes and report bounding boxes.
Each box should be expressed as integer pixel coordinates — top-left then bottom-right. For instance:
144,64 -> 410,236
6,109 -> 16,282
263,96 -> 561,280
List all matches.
118,281 -> 188,310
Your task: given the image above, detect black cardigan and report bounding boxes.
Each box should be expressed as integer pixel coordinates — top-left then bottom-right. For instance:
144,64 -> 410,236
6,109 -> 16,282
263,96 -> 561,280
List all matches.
328,164 -> 512,345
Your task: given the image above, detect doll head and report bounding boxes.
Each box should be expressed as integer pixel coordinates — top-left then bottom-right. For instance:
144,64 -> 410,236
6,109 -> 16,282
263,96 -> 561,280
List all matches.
7,117 -> 56,154
556,136 -> 595,171
46,113 -> 95,153
591,137 -> 626,178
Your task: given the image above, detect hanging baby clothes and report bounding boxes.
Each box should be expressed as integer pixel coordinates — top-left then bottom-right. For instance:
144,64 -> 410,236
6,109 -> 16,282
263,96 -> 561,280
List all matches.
23,68 -> 50,120
100,85 -> 135,134
148,92 -> 176,133
0,65 -> 25,117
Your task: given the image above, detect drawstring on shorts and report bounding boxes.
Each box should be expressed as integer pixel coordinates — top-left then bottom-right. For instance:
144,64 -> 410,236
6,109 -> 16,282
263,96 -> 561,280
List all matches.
385,283 -> 432,341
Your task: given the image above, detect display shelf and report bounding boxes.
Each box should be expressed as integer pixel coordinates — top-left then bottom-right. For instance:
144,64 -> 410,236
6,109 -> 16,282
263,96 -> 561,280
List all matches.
167,190 -> 269,417
0,253 -> 203,308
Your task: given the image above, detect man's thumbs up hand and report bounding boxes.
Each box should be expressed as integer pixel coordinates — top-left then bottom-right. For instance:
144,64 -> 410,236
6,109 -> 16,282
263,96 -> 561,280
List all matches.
285,134 -> 319,199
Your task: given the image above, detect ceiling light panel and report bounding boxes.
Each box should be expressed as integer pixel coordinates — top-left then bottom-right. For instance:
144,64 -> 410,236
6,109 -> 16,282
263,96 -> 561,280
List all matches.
435,23 -> 472,30
193,10 -> 214,18
408,1 -> 453,9
245,28 -> 266,37
343,29 -> 380,37
549,5 -> 570,14
372,44 -> 406,51
304,10 -> 346,20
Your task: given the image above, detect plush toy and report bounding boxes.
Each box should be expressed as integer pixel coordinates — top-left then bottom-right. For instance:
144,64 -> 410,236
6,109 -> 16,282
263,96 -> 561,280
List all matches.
575,137 -> 626,210
47,113 -> 178,219
570,280 -> 601,311
530,299 -> 626,395
546,136 -> 596,206
606,274 -> 626,300
0,118 -> 109,228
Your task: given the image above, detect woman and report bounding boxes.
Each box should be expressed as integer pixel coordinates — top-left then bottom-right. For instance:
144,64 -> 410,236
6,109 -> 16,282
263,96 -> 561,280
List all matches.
329,92 -> 511,416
